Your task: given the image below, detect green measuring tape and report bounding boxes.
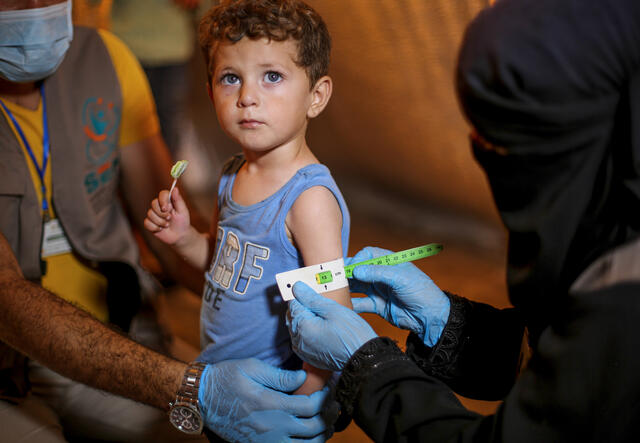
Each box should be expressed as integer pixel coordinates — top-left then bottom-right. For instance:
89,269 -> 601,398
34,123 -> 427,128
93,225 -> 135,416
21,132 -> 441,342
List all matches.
315,243 -> 443,284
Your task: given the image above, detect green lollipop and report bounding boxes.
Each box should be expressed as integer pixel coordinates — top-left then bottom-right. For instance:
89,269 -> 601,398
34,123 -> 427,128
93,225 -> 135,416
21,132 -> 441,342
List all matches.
169,160 -> 188,199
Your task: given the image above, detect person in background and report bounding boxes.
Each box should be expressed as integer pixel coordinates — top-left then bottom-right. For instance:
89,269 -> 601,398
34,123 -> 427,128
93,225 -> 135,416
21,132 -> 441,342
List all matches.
110,0 -> 204,159
0,232 -> 329,442
71,0 -> 113,29
287,0 -> 640,441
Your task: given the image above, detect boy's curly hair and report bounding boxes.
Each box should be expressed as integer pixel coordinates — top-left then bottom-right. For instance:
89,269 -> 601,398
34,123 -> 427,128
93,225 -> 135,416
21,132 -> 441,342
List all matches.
198,0 -> 331,88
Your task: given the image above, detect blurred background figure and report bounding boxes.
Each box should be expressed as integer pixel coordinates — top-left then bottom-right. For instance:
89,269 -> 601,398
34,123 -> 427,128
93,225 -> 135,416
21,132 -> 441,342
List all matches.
72,0 -> 112,28
110,0 -> 201,160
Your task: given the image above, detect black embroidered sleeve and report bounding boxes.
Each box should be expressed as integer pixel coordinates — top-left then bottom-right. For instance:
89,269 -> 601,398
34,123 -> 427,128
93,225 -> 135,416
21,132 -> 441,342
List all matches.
406,292 -> 525,400
334,337 -> 409,430
405,291 -> 472,383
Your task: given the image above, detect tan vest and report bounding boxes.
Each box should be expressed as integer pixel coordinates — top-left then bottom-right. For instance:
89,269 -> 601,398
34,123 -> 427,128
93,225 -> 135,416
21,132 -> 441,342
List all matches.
0,27 -> 144,398
0,26 -> 142,280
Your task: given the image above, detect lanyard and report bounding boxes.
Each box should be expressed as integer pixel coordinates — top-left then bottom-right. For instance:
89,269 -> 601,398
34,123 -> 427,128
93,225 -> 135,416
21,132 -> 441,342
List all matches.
0,84 -> 50,215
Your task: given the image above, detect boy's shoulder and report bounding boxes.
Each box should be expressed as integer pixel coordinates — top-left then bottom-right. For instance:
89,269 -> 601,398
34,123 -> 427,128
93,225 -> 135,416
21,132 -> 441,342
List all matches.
297,162 -> 331,178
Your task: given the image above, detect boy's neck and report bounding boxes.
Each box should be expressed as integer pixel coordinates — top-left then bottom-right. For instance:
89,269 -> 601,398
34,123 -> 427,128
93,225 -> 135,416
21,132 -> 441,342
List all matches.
233,140 -> 319,206
242,139 -> 317,173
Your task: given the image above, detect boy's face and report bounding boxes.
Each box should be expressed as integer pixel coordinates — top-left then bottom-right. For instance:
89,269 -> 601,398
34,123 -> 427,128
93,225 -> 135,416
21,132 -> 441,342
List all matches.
208,37 -> 318,154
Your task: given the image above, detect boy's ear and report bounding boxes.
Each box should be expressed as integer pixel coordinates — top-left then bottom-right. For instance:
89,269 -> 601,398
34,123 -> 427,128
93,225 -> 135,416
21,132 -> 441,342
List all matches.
307,75 -> 333,119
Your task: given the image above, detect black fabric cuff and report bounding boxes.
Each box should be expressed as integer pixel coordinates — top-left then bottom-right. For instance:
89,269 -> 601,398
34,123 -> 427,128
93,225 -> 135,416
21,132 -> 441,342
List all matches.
407,291 -> 525,400
335,337 -> 410,429
405,291 -> 472,383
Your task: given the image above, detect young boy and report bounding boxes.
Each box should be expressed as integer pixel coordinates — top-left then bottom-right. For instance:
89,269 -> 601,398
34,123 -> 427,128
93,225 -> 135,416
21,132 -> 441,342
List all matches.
145,0 -> 351,397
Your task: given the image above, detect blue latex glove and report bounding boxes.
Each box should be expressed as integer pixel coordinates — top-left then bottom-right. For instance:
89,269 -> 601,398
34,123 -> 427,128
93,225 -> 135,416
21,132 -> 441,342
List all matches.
199,358 -> 328,442
287,281 -> 377,372
348,247 -> 451,347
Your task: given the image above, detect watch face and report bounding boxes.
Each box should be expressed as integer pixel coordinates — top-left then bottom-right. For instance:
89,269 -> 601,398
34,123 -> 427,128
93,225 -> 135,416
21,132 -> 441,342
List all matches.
169,403 -> 203,434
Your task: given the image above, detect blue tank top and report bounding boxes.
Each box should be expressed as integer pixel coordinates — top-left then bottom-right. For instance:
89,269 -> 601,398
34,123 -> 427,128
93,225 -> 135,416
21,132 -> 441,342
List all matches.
198,155 -> 350,367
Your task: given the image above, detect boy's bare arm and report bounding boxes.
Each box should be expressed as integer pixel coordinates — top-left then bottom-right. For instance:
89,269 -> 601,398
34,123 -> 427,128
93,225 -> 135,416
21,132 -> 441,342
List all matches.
172,225 -> 212,271
119,134 -> 205,293
0,233 -> 185,410
286,186 -> 352,307
177,196 -> 219,272
145,186 -> 216,273
286,185 -> 351,394
166,187 -> 220,271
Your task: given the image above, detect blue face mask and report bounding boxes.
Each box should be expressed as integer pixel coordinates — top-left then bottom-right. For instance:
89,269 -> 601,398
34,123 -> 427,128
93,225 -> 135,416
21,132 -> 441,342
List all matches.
0,1 -> 73,83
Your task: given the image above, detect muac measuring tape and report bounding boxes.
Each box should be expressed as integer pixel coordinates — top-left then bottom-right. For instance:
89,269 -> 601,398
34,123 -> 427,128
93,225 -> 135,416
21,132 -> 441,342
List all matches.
276,243 -> 443,301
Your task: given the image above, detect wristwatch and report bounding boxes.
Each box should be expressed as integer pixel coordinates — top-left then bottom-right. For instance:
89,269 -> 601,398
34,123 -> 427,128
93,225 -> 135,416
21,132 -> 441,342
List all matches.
168,361 -> 207,434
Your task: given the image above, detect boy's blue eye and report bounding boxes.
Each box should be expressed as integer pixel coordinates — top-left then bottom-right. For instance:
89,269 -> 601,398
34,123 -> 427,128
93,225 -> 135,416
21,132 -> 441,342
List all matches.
221,74 -> 240,85
264,71 -> 282,84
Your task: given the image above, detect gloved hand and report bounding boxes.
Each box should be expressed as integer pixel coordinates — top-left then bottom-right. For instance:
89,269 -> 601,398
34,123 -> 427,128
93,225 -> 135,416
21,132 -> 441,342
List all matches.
348,247 -> 450,347
287,282 -> 377,372
199,358 -> 328,442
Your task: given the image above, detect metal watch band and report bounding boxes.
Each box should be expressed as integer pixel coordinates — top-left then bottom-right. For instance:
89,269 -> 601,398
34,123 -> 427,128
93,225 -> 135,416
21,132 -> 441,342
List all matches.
171,361 -> 207,409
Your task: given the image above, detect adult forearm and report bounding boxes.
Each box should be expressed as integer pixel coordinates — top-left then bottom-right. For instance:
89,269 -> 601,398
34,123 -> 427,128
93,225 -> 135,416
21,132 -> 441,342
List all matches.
0,274 -> 185,410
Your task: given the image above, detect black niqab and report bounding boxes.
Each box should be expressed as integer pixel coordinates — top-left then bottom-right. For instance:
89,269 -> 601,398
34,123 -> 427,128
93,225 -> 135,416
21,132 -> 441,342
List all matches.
455,0 -> 640,341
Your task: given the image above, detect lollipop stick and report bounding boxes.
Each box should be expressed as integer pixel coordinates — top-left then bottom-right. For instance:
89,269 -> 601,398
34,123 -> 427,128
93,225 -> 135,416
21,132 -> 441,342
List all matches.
168,178 -> 178,200
168,160 -> 188,201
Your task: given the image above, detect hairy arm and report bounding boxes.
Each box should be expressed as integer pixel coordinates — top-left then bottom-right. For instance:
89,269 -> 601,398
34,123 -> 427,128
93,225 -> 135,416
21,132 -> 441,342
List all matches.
0,233 -> 185,410
286,186 -> 351,394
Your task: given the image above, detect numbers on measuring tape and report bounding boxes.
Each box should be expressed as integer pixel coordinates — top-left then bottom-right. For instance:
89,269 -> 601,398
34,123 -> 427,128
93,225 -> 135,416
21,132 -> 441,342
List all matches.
343,243 -> 443,278
315,271 -> 334,284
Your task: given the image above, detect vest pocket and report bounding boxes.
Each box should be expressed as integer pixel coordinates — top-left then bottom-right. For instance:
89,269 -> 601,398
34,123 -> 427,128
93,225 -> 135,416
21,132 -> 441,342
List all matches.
0,178 -> 26,254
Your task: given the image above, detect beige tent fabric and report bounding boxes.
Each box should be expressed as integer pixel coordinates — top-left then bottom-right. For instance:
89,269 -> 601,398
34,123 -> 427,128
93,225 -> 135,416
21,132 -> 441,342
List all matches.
308,1 -> 498,223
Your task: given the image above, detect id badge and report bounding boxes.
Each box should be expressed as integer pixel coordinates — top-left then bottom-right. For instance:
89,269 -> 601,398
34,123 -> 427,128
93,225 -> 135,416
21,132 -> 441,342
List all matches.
42,218 -> 72,258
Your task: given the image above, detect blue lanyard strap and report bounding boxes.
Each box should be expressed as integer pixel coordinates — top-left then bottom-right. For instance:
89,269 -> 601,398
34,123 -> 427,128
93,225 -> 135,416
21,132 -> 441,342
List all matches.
0,84 -> 50,213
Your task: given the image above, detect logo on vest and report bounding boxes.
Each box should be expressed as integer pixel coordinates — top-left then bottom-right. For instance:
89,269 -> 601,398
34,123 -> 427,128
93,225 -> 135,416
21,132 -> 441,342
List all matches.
81,97 -> 121,196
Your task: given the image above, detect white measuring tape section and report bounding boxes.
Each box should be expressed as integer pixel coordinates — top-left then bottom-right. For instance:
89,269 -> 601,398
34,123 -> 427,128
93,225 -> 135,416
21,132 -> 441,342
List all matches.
275,243 -> 443,301
276,258 -> 347,301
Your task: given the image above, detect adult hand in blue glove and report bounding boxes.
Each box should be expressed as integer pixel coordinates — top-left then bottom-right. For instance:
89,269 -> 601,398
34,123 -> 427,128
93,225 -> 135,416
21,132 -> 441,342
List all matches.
348,247 -> 451,347
199,358 -> 328,442
288,282 -> 377,372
